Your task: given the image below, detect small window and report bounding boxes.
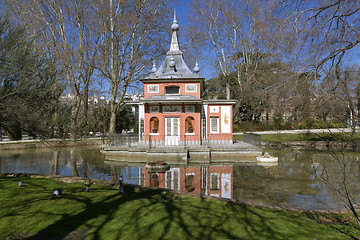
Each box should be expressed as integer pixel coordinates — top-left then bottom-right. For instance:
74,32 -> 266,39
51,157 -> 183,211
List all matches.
186,116 -> 194,133
210,117 -> 219,134
210,173 -> 219,190
150,117 -> 159,133
165,86 -> 180,95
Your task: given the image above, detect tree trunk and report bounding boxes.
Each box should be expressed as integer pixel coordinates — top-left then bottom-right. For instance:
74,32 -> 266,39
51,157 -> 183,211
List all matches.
109,101 -> 117,134
226,78 -> 230,100
70,97 -> 81,140
70,149 -> 79,177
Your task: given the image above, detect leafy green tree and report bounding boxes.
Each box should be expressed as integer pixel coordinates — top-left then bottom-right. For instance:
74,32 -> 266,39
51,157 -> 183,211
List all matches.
115,105 -> 135,134
0,18 -> 62,139
92,106 -> 111,135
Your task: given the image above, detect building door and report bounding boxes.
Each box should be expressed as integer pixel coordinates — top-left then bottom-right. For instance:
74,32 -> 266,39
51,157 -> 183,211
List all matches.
165,117 -> 180,145
221,173 -> 232,199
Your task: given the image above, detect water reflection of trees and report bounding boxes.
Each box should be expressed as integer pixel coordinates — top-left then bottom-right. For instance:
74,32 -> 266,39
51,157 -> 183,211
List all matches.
0,150 -> 53,174
49,151 -> 59,175
309,152 -> 360,208
80,149 -> 138,183
48,148 -> 113,179
233,151 -> 321,206
233,150 -> 360,209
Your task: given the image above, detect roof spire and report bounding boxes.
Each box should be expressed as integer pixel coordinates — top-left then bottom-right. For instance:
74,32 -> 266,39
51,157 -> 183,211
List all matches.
170,10 -> 179,51
151,61 -> 157,73
194,61 -> 200,73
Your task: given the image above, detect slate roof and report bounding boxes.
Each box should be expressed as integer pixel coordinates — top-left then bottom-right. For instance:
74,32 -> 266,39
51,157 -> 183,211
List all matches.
143,11 -> 203,81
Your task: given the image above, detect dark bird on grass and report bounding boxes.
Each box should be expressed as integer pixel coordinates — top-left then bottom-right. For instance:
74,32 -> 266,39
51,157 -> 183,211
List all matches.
84,179 -> 93,192
118,176 -> 124,193
18,181 -> 25,187
85,179 -> 93,187
52,188 -> 62,196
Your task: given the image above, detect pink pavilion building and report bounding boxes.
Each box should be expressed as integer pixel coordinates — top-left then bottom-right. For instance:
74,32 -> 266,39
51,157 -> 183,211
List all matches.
134,12 -> 236,146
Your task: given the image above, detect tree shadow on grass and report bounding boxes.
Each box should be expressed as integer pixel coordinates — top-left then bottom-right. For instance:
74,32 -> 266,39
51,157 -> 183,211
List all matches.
303,211 -> 359,239
25,185 -> 160,240
3,176 -> 356,240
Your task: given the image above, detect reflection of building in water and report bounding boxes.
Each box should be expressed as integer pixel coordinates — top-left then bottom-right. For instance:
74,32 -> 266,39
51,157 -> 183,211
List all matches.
141,165 -> 233,199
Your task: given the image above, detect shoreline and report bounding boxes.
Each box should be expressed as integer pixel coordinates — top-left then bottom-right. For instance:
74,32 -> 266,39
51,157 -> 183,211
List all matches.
0,138 -> 103,150
1,173 -> 351,214
262,140 -> 360,151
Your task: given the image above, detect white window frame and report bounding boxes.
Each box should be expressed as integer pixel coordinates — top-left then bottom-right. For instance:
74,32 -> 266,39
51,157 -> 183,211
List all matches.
165,86 -> 180,95
210,117 -> 219,134
185,84 -> 197,93
147,85 -> 159,93
210,173 -> 219,190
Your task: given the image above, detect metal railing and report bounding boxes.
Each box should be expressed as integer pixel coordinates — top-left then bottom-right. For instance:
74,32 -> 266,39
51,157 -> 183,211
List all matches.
105,133 -> 241,149
105,133 -> 139,147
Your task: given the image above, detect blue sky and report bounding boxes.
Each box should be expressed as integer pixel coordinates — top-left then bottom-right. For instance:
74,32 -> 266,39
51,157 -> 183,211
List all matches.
165,0 -> 217,81
135,0 -> 360,95
172,0 -> 191,25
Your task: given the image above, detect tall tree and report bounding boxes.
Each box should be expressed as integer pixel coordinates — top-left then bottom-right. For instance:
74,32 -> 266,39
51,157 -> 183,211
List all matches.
190,0 -> 233,99
92,0 -> 171,134
5,0 -> 99,140
0,18 -> 61,139
189,0 -> 289,123
274,0 -> 360,119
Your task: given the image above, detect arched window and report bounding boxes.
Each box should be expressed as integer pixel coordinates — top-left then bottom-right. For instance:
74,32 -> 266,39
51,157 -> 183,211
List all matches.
165,86 -> 180,95
185,174 -> 195,192
185,116 -> 194,133
150,117 -> 159,133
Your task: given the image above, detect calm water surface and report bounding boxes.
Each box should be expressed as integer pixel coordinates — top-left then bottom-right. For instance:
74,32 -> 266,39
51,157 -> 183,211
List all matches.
1,146 -> 360,210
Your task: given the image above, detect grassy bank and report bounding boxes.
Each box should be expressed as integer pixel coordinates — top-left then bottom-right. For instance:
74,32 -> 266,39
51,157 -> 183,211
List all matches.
262,132 -> 360,142
0,175 -> 358,239
234,132 -> 360,142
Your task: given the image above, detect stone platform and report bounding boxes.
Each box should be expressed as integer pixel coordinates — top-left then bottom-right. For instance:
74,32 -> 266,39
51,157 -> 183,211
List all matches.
100,142 -> 261,164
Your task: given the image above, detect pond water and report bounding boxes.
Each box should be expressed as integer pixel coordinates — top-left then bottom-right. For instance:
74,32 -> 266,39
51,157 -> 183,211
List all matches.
1,146 -> 360,211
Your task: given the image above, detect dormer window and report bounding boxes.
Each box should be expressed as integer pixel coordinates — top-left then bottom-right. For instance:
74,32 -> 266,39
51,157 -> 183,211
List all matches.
165,86 -> 180,95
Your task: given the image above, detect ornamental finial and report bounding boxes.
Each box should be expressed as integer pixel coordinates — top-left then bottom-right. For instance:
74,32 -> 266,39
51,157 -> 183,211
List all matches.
170,9 -> 180,51
171,10 -> 179,31
169,57 -> 175,68
152,61 -> 157,73
194,61 -> 200,73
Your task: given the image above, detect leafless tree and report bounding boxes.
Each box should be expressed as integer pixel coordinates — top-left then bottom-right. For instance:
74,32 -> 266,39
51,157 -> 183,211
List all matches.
189,0 -> 233,99
284,1 -> 359,69
275,0 -> 360,228
5,0 -> 99,140
91,0 -> 171,134
189,0 -> 292,121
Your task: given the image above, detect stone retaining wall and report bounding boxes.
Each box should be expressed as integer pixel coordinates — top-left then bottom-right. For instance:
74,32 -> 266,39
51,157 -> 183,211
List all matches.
0,140 -> 102,150
262,141 -> 360,151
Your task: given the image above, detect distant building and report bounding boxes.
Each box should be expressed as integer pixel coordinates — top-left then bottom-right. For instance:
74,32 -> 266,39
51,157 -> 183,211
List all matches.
60,94 -> 109,107
88,96 -> 109,106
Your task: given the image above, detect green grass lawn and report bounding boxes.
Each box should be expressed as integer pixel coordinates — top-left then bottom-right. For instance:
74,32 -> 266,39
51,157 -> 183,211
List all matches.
234,132 -> 360,142
0,175 -> 358,240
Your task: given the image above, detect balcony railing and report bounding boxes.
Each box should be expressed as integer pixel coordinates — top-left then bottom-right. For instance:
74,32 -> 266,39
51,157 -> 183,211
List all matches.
105,133 -> 260,149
